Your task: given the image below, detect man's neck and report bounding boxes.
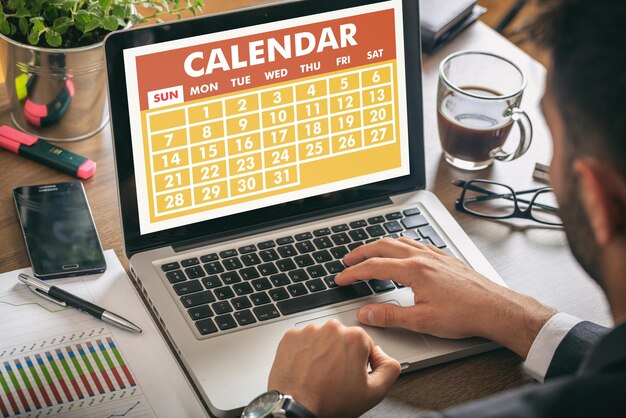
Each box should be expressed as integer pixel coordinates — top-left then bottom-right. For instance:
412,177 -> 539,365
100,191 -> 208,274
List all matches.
602,241 -> 626,324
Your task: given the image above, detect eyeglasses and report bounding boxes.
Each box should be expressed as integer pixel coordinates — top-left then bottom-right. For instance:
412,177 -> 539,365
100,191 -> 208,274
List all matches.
453,179 -> 563,226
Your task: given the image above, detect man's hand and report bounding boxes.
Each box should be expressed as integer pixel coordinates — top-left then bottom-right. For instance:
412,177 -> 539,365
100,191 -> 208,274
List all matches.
268,320 -> 401,418
335,238 -> 555,359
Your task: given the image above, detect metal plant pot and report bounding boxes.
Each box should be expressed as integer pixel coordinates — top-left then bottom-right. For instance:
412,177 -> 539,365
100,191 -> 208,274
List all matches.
1,35 -> 109,141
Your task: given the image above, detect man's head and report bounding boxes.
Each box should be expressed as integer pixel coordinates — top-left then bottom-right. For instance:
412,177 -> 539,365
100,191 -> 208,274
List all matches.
530,0 -> 626,290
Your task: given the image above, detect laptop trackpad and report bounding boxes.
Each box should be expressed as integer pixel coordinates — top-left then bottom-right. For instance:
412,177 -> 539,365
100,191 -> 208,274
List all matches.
295,300 -> 431,363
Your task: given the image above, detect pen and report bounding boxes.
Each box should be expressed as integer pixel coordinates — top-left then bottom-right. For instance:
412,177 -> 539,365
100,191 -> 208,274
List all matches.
18,273 -> 142,334
0,125 -> 96,179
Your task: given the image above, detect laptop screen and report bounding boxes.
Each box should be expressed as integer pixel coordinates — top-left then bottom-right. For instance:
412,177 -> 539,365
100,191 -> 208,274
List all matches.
106,0 -> 424,255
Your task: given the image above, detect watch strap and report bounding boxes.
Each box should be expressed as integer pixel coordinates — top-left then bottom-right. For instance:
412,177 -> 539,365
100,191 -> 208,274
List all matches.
281,397 -> 317,418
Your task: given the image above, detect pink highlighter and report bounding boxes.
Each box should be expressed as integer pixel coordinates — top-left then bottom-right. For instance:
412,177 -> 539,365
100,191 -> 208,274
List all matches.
0,125 -> 96,179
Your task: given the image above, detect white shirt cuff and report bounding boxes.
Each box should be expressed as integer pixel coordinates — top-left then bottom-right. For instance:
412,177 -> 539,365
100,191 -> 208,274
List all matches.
523,313 -> 583,382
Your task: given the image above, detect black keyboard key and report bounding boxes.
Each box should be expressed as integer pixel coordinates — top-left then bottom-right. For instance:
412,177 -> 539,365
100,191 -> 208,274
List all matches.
259,249 -> 280,262
295,232 -> 313,241
241,253 -> 262,266
204,261 -> 224,274
325,261 -> 345,274
403,207 -> 421,216
313,228 -> 331,236
276,258 -> 297,272
385,212 -> 403,220
348,229 -> 368,241
324,275 -> 338,288
347,242 -> 364,251
349,219 -> 367,228
401,229 -> 420,240
329,246 -> 349,259
232,296 -> 252,310
288,269 -> 309,282
418,226 -> 447,248
251,278 -> 272,291
312,236 -> 333,249
188,305 -> 214,321
219,249 -> 238,258
235,309 -> 257,326
312,250 -> 333,263
185,266 -> 205,279
215,314 -> 237,330
258,240 -> 276,249
233,282 -> 254,295
196,318 -> 218,335
402,214 -> 429,229
367,216 -> 385,224
365,238 -> 380,243
181,257 -> 200,267
366,225 -> 386,237
270,273 -> 291,287
258,262 -> 278,276
420,238 -> 433,246
173,280 -> 203,295
214,286 -> 235,300
202,275 -> 222,289
287,283 -> 308,297
251,291 -> 271,305
306,278 -> 327,292
166,270 -> 186,284
161,262 -> 180,272
278,282 -> 373,315
369,279 -> 396,293
253,305 -> 280,321
295,241 -> 315,253
277,245 -> 297,258
294,254 -> 315,267
307,265 -> 327,278
181,291 -> 215,308
330,233 -> 350,246
200,253 -> 218,263
212,301 -> 233,315
270,287 -> 290,301
223,257 -> 243,271
384,221 -> 403,233
221,271 -> 241,284
387,233 -> 400,239
331,224 -> 349,232
240,267 -> 260,280
277,236 -> 294,245
393,281 -> 406,288
239,244 -> 257,254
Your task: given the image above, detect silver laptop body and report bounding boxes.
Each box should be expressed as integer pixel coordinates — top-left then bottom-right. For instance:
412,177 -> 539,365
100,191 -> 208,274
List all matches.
104,0 -> 506,415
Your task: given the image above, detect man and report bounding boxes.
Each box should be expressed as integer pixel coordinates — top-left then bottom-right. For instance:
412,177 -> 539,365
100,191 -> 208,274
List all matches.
263,0 -> 626,416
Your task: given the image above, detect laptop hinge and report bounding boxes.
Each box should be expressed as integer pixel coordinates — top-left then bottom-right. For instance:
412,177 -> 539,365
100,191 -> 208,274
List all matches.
172,196 -> 393,253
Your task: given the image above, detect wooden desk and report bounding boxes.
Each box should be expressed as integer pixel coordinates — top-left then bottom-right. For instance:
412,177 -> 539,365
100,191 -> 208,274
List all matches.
0,18 -> 611,417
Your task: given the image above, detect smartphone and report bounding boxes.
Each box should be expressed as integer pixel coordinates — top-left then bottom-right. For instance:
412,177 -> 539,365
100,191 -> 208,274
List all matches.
13,182 -> 107,279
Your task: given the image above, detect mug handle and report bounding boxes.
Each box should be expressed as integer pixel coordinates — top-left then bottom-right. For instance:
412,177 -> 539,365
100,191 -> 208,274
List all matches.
490,107 -> 533,162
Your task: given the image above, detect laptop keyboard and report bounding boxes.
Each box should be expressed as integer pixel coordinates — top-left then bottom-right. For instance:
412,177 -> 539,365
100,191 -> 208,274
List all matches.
159,207 -> 448,338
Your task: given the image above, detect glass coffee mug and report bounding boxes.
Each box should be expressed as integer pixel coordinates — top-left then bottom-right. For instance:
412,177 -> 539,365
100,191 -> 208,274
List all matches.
437,51 -> 533,170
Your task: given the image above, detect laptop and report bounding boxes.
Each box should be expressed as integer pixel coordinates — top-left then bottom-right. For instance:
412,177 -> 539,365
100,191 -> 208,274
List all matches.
104,0 -> 506,415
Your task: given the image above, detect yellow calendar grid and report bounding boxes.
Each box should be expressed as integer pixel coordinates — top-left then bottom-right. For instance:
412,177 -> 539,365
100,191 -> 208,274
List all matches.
141,60 -> 402,223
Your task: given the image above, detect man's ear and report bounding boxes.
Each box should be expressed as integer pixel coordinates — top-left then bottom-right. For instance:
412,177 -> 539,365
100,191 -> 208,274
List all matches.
573,159 -> 626,246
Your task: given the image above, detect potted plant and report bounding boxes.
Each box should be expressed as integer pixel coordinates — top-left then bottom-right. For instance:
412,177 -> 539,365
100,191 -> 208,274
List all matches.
0,0 -> 204,141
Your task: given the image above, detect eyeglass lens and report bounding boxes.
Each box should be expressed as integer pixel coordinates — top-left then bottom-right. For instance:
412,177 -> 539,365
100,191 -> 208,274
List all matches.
462,181 -> 516,218
530,189 -> 562,224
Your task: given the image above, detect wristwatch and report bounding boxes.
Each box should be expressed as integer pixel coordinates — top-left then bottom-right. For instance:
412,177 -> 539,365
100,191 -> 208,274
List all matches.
241,390 -> 317,418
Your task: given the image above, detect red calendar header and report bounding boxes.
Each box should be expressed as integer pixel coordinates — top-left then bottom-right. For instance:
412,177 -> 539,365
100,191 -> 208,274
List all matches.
134,9 -> 397,110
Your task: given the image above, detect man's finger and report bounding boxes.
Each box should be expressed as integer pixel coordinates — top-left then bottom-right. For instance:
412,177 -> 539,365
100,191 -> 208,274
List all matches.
358,303 -> 419,330
367,345 -> 401,398
397,237 -> 448,256
335,257 -> 415,286
343,238 -> 418,266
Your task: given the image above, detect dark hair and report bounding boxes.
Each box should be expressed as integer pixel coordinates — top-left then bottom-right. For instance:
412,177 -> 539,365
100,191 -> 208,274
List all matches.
530,0 -> 626,177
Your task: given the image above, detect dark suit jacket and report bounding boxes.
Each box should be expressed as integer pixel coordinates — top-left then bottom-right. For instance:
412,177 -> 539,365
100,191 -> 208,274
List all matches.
423,321 -> 626,417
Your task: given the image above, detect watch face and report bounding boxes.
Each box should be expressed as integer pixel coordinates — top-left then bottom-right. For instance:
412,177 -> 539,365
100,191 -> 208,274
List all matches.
244,391 -> 281,418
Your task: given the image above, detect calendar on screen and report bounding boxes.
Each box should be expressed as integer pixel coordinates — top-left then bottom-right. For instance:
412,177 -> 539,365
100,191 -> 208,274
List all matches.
123,1 -> 410,234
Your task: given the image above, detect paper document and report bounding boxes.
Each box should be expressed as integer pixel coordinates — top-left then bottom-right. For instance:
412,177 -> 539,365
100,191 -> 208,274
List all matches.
0,250 -> 208,418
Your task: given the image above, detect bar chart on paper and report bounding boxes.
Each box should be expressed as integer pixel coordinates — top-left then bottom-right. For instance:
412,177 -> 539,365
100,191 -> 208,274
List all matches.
0,284 -> 156,418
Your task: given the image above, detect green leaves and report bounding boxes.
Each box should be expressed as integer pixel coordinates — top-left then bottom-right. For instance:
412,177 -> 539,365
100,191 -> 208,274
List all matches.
0,0 -> 206,48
